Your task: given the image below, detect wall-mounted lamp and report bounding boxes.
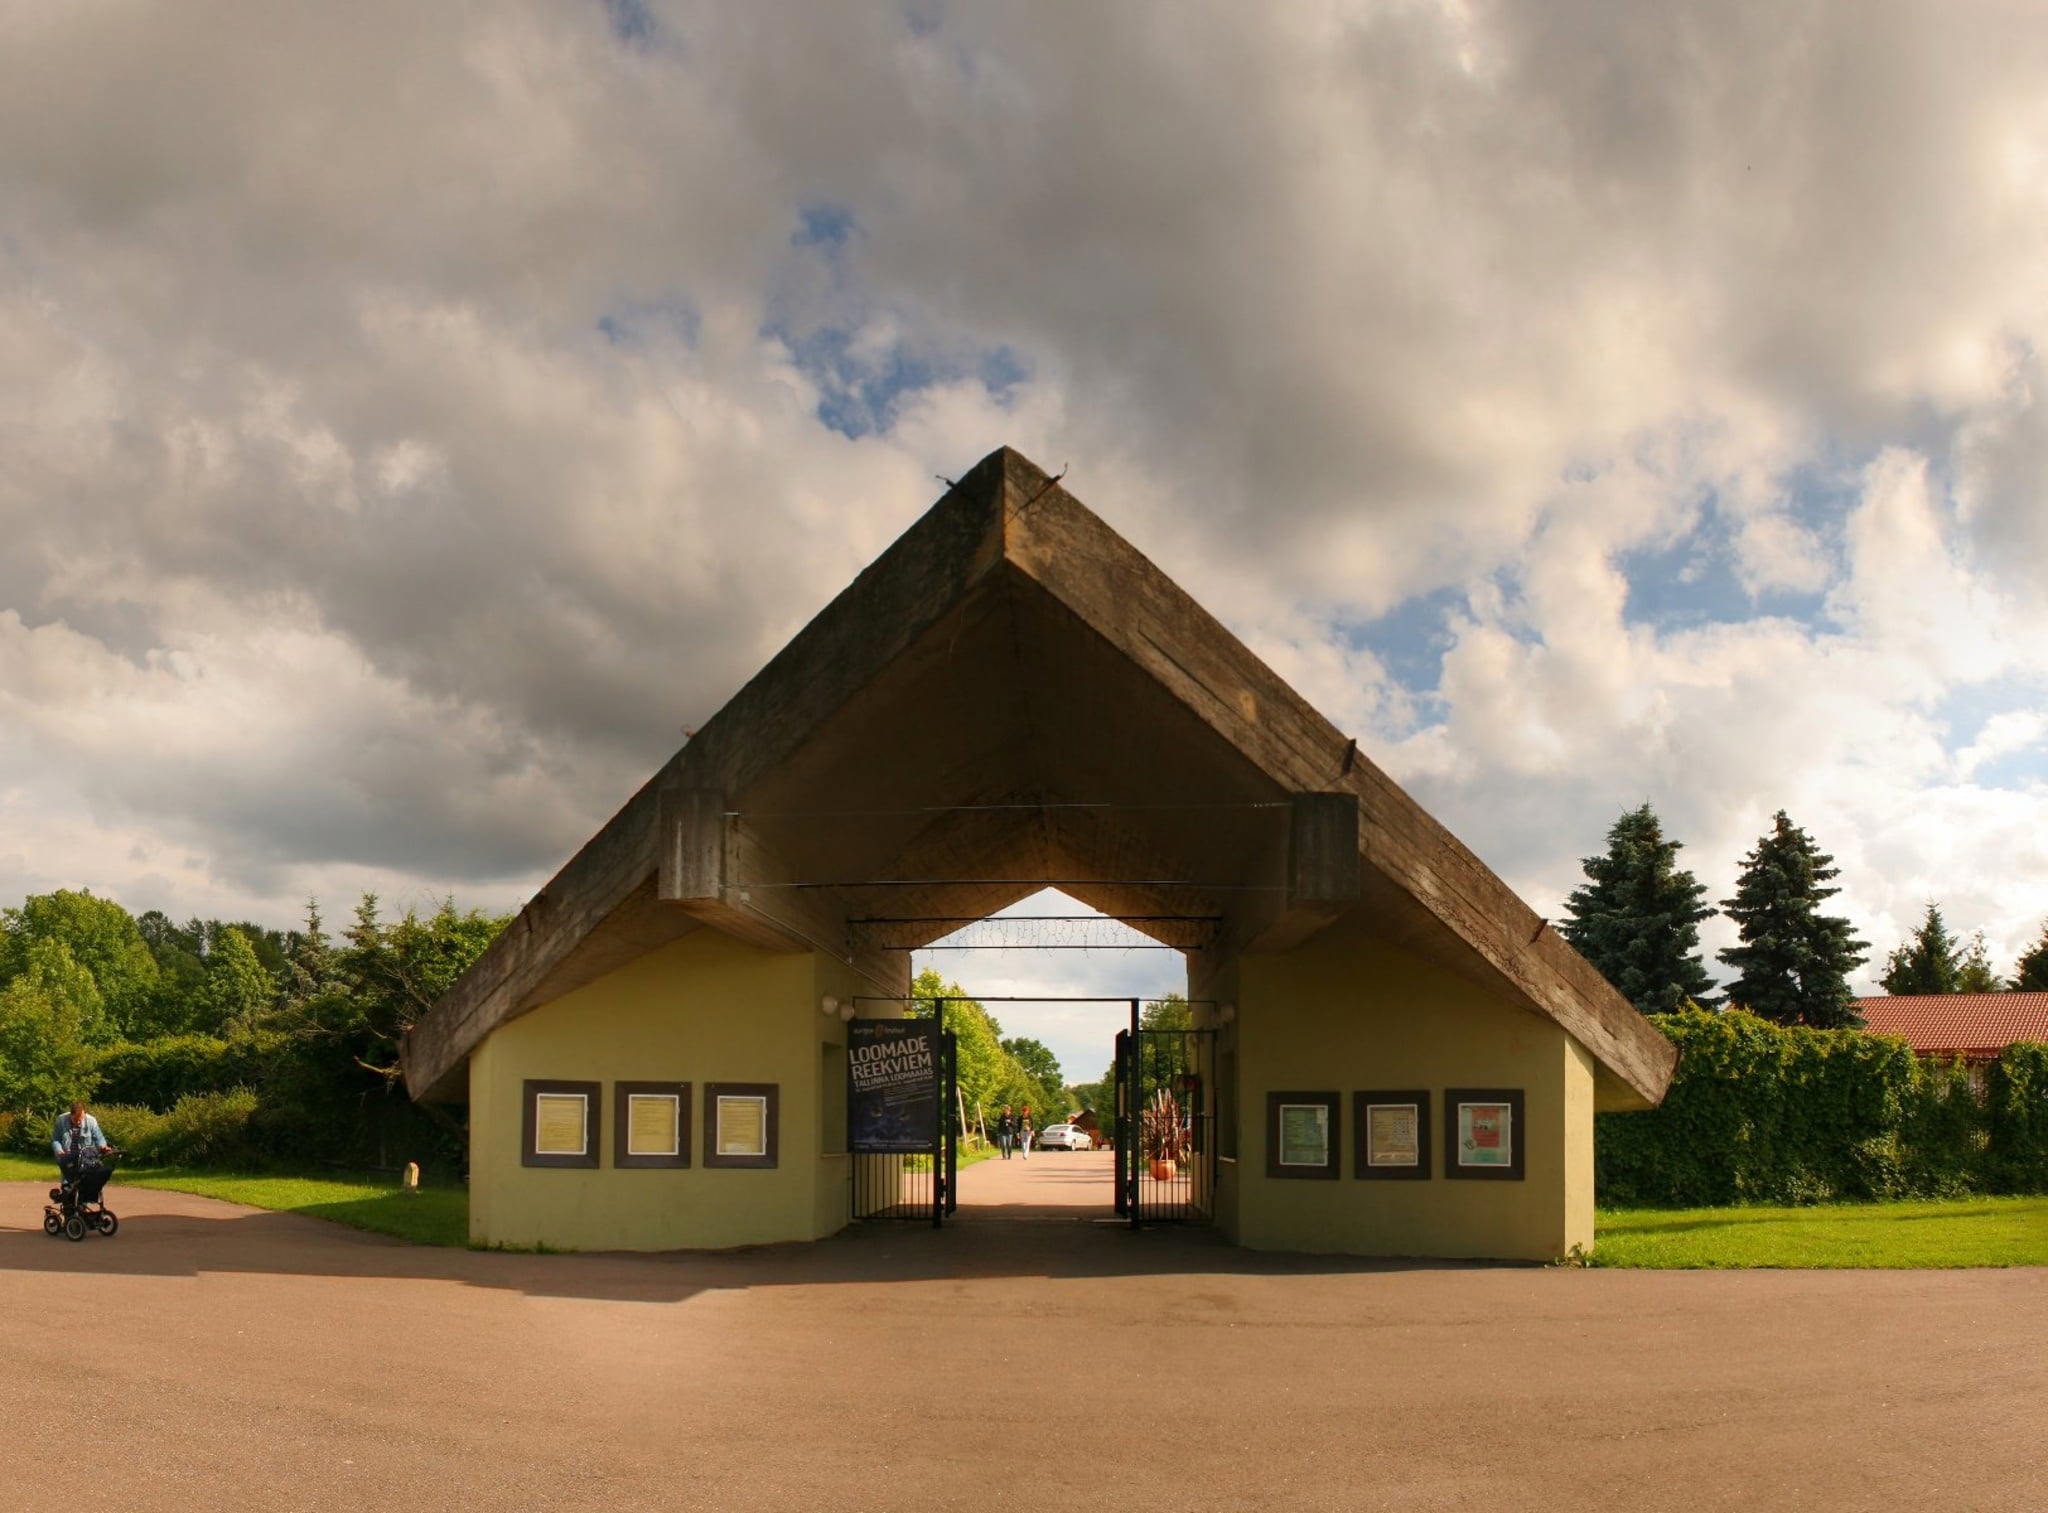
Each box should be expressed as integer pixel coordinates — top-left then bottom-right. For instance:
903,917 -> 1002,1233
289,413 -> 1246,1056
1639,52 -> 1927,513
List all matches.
838,1001 -> 857,1022
820,995 -> 840,1017
1217,1002 -> 1237,1024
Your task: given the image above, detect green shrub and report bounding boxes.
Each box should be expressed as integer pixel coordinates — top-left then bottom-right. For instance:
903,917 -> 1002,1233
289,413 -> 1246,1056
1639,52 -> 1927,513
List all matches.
1599,1011 -> 2047,1207
92,1031 -> 284,1112
97,1089 -> 259,1166
1986,1042 -> 2048,1194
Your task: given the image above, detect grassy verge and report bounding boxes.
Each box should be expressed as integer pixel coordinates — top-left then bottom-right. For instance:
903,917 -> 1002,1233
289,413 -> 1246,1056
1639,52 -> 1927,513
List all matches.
1594,1196 -> 2048,1268
1,1152 -> 468,1247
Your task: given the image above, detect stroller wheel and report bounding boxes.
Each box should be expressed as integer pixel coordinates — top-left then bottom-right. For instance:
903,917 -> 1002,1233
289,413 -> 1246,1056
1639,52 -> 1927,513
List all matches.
43,1214 -> 62,1236
63,1215 -> 87,1242
96,1212 -> 118,1237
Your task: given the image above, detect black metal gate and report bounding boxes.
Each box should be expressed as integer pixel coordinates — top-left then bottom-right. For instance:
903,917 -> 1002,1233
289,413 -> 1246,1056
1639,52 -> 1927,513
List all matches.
849,1011 -> 957,1227
1115,1018 -> 1216,1224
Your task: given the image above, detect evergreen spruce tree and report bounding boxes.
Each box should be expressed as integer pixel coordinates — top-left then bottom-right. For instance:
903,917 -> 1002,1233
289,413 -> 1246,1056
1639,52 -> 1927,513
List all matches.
286,898 -> 338,1005
1880,903 -> 1970,994
1955,931 -> 2003,993
2011,920 -> 2048,992
1559,804 -> 1716,1015
1718,810 -> 1868,1028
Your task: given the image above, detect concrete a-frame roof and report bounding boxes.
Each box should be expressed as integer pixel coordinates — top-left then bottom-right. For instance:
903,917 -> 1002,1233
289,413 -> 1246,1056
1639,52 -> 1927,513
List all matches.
400,448 -> 1677,1111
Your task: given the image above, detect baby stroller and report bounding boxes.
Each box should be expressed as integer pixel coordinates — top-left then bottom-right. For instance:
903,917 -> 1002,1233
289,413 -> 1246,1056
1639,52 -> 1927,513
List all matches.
43,1149 -> 121,1242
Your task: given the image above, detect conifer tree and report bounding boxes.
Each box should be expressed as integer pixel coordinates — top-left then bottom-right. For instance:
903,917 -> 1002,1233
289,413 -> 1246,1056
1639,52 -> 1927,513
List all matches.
1559,804 -> 1716,1015
1718,811 -> 1868,1028
2011,921 -> 2048,992
286,898 -> 338,1004
1880,903 -> 1976,995
1955,931 -> 2003,994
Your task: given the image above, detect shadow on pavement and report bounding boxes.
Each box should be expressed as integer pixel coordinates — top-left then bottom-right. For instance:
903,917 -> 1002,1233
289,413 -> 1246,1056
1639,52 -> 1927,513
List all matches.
0,1178 -> 1504,1305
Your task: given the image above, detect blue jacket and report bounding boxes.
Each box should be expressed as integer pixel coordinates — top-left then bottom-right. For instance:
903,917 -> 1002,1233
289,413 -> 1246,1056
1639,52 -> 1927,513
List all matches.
51,1112 -> 109,1162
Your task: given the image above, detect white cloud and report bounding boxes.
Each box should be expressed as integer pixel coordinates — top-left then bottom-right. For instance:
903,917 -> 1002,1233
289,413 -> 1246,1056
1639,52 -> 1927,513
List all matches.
2,0 -> 2048,998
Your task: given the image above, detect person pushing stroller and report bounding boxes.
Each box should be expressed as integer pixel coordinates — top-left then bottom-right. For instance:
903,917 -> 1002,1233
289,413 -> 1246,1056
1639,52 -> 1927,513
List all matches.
45,1101 -> 121,1241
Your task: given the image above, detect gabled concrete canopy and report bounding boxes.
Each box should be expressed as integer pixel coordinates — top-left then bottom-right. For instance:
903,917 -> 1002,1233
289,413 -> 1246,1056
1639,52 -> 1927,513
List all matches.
401,448 -> 1677,1112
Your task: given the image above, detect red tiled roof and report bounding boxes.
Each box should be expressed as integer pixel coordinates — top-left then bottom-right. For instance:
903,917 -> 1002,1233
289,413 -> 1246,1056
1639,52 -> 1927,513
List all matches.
1854,993 -> 2048,1057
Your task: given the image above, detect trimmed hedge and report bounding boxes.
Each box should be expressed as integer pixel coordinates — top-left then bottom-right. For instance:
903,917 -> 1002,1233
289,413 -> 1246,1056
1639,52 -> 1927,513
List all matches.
92,1032 -> 285,1112
1598,1010 -> 2048,1206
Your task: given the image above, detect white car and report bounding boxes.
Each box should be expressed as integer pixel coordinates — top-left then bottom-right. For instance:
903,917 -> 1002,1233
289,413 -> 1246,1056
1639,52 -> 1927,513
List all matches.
1033,1122 -> 1092,1151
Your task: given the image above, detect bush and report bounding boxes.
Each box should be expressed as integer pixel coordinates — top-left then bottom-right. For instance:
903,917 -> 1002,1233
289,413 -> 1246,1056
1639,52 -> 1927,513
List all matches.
96,1089 -> 260,1166
1986,1043 -> 2048,1194
1598,1010 -> 2046,1206
92,1031 -> 284,1112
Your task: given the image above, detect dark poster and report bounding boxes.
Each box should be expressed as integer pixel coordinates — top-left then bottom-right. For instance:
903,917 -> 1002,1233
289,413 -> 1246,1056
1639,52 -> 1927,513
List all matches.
847,1019 -> 938,1153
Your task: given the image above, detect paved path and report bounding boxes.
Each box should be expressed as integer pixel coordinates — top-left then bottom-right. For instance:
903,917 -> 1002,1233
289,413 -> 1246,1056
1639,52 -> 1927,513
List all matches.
954,1143 -> 1117,1215
1,1179 -> 2043,1512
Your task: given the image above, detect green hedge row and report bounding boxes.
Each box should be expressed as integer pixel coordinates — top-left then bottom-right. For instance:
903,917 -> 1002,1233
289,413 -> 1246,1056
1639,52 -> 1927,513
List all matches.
4,1028 -> 463,1175
92,1032 -> 286,1111
1597,1010 -> 2048,1206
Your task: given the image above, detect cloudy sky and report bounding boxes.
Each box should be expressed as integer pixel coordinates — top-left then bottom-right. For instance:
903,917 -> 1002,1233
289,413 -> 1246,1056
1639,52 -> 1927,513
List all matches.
5,2 -> 2047,1078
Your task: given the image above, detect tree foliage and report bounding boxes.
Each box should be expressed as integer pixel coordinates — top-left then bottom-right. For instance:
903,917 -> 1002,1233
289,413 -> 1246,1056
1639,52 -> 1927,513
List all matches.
1717,811 -> 1867,1028
3,889 -> 159,1038
1880,903 -> 1966,995
908,969 -> 1071,1133
1560,804 -> 1716,1014
2012,921 -> 2048,993
0,886 -> 505,1173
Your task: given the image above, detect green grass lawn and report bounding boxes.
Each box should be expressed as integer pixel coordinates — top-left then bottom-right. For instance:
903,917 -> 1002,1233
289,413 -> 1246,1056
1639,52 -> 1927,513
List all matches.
8,1150 -> 2042,1265
1593,1196 -> 2048,1268
0,1152 -> 468,1247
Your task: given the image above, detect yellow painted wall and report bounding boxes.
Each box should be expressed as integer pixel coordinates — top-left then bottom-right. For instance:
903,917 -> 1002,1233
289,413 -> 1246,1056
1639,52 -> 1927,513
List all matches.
469,929 -> 860,1251
1230,918 -> 1594,1261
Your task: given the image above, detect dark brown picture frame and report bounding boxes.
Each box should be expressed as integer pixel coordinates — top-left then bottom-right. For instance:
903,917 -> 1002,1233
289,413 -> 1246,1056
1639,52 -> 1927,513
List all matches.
703,1082 -> 780,1170
1354,1089 -> 1431,1180
1265,1090 -> 1340,1180
1443,1087 -> 1525,1181
521,1078 -> 600,1169
613,1081 -> 691,1169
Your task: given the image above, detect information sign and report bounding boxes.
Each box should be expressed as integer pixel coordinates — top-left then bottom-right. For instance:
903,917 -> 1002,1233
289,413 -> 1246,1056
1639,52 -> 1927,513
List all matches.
847,1019 -> 939,1153
533,1093 -> 588,1156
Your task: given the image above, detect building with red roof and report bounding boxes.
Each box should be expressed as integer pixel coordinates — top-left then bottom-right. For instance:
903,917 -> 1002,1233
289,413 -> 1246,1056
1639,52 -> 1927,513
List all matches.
1855,993 -> 2048,1071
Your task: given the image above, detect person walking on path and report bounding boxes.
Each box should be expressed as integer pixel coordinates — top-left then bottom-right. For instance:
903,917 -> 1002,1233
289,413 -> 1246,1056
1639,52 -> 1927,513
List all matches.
1019,1106 -> 1034,1160
995,1105 -> 1015,1160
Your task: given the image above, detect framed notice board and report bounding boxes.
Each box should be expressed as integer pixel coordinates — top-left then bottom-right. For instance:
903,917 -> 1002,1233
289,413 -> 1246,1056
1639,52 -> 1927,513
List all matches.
1354,1089 -> 1431,1180
704,1082 -> 780,1170
614,1081 -> 691,1169
1443,1088 -> 1525,1180
1265,1091 -> 1340,1180
522,1079 -> 600,1169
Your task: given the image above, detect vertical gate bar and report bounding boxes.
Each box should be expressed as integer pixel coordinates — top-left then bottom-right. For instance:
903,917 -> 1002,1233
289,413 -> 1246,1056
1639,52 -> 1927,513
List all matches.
1129,998 -> 1142,1226
945,1030 -> 959,1215
932,998 -> 947,1229
1112,1029 -> 1127,1217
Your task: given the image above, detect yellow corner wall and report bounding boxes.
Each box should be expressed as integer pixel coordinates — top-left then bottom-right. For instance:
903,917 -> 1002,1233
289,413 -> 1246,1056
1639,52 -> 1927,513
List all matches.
1230,919 -> 1594,1261
470,930 -> 858,1252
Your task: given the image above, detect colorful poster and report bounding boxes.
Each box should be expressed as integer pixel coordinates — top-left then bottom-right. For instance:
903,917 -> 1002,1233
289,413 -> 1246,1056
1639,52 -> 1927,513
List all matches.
716,1095 -> 769,1158
627,1093 -> 680,1157
1458,1102 -> 1513,1167
1366,1103 -> 1420,1167
1278,1102 -> 1330,1167
847,1019 -> 938,1154
533,1093 -> 587,1156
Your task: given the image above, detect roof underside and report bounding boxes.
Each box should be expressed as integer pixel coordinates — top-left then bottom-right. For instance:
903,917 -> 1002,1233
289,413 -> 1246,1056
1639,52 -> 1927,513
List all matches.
400,448 -> 1677,1112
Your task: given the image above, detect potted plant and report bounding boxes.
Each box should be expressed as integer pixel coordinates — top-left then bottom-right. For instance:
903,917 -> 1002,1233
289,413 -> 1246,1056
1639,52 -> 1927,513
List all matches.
1141,1088 -> 1188,1181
